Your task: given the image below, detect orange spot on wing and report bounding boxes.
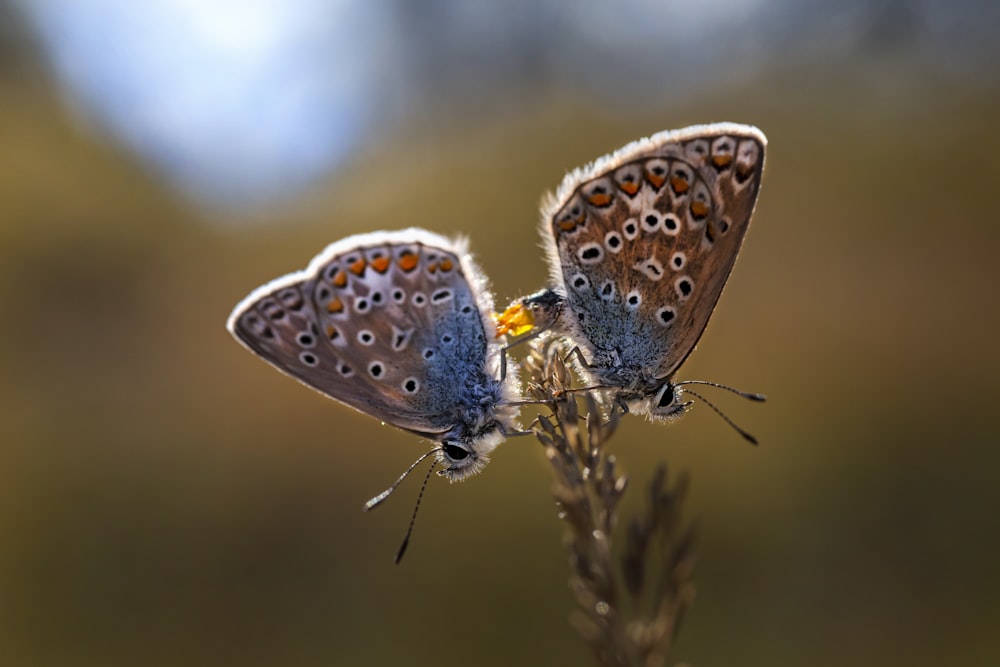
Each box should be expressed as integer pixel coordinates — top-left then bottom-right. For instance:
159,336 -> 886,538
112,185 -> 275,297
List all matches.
326,324 -> 340,340
331,270 -> 348,287
439,258 -> 453,272
587,192 -> 612,206
557,202 -> 587,233
670,177 -> 689,194
349,258 -> 367,275
645,170 -> 666,189
690,201 -> 709,218
618,181 -> 640,195
712,154 -> 733,168
371,256 -> 390,273
398,252 -> 418,272
428,263 -> 438,274
327,298 -> 344,314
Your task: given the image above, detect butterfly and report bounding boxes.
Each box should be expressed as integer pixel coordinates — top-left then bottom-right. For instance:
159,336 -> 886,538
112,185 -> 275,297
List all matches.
227,228 -> 520,481
497,123 -> 766,431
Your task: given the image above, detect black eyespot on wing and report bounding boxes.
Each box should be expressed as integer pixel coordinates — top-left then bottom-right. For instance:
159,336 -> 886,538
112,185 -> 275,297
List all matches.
432,289 -> 453,303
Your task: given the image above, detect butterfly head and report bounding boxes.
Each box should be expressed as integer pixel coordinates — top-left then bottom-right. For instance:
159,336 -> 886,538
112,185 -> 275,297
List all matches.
626,381 -> 690,422
436,425 -> 505,481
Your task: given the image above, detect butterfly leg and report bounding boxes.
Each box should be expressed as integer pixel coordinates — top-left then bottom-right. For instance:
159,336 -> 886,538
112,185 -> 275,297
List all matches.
500,422 -> 537,438
550,385 -> 617,409
499,328 -> 546,382
519,409 -> 578,435
564,345 -> 594,370
501,397 -> 555,407
500,346 -> 511,383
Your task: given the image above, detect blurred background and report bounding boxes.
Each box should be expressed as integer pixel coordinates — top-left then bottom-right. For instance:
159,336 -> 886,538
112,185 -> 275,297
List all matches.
1,0 -> 998,665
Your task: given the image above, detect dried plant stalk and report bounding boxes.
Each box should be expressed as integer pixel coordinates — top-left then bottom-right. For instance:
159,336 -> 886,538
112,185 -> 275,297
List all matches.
524,338 -> 697,667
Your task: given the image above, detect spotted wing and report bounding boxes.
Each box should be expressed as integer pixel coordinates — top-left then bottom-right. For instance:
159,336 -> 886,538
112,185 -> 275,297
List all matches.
227,229 -> 504,439
541,123 -> 766,380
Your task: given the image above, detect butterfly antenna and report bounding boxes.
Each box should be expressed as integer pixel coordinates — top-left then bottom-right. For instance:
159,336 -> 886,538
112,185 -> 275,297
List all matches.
363,447 -> 438,511
675,379 -> 766,402
682,389 -> 760,446
394,458 -> 437,564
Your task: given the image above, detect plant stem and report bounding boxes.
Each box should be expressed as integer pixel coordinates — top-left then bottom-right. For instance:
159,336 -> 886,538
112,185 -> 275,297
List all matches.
524,339 -> 698,667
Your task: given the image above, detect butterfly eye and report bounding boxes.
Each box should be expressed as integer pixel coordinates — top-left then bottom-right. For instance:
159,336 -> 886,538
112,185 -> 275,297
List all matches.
656,383 -> 678,409
442,443 -> 470,462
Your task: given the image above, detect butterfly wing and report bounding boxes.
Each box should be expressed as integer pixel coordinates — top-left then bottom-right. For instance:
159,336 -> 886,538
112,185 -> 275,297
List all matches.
227,229 -> 507,440
540,124 -> 766,384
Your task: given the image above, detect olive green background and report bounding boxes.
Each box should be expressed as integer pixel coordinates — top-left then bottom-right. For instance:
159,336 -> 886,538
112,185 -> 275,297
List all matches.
2,10 -> 998,667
